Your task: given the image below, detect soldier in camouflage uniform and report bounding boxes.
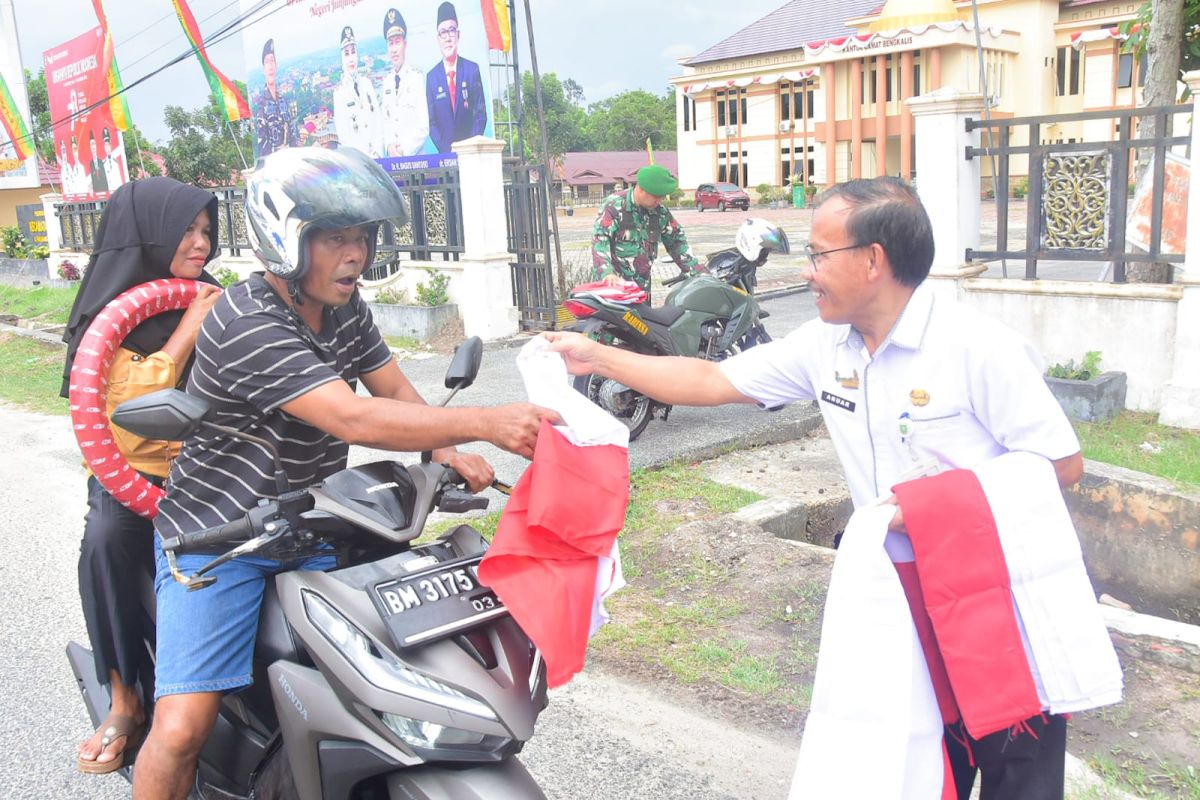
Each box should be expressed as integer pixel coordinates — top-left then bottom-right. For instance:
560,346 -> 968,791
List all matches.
592,165 -> 703,299
255,39 -> 294,156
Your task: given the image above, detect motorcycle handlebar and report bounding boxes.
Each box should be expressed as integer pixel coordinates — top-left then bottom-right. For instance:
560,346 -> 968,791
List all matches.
662,274 -> 687,287
162,515 -> 255,553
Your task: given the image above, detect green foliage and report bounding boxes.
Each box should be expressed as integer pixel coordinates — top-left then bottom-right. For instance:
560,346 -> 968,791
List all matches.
373,284 -> 410,305
584,89 -> 677,152
1075,412 -> 1200,489
1012,177 -> 1029,199
209,265 -> 241,288
1119,0 -> 1200,76
0,334 -> 69,415
414,269 -> 450,307
755,183 -> 773,205
496,72 -> 590,166
161,96 -> 252,186
679,198 -> 695,208
0,283 -> 78,322
1046,350 -> 1103,381
1,227 -> 27,258
29,245 -> 49,259
23,69 -> 55,166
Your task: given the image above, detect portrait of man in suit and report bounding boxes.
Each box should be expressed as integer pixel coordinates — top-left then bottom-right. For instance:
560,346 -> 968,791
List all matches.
425,1 -> 487,153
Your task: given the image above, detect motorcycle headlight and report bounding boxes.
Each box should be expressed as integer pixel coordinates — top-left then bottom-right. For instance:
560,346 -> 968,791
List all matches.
302,591 -> 497,720
379,712 -> 495,749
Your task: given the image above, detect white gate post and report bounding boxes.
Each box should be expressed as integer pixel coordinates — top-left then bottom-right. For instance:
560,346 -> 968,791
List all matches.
907,88 -> 987,299
1157,70 -> 1200,428
451,136 -> 519,341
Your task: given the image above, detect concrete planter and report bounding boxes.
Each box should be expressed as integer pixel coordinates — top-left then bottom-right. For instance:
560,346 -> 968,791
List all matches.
1045,371 -> 1127,423
368,302 -> 458,342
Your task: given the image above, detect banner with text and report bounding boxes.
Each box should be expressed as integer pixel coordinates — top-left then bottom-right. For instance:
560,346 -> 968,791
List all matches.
0,1 -> 39,190
240,0 -> 495,174
42,26 -> 130,201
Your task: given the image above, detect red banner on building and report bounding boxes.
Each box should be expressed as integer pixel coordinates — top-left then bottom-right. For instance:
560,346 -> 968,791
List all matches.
43,26 -> 129,201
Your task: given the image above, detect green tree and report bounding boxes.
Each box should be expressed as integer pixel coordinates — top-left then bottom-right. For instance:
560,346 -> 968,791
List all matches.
495,71 -> 591,166
160,96 -> 252,186
585,89 -> 676,151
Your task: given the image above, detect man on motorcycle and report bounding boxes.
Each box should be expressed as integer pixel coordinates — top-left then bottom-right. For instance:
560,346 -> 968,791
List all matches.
592,164 -> 704,299
133,146 -> 559,800
550,176 -> 1086,800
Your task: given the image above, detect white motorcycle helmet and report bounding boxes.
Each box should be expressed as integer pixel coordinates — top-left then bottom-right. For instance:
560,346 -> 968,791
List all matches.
735,217 -> 791,262
244,146 -> 409,282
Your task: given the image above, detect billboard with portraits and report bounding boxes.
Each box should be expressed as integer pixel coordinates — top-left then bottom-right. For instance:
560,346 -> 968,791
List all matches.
42,26 -> 130,201
240,0 -> 495,174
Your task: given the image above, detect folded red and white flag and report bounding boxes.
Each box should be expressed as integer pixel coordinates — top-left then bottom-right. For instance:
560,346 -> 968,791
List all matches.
790,452 -> 1122,799
478,337 -> 629,688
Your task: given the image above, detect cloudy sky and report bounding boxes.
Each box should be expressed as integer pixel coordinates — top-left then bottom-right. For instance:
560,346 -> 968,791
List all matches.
13,0 -> 787,144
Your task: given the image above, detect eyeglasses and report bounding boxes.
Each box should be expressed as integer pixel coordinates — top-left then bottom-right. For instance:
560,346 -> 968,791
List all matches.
804,243 -> 867,271
437,26 -> 459,38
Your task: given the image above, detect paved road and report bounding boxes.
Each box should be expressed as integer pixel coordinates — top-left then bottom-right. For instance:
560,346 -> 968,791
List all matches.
0,293 -> 818,799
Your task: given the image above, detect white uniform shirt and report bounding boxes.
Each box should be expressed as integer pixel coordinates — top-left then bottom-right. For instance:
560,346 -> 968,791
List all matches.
380,62 -> 429,157
103,154 -> 125,192
333,75 -> 382,158
721,284 -> 1080,509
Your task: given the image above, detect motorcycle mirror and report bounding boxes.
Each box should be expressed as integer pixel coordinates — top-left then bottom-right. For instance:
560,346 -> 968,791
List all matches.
112,388 -> 213,441
444,337 -> 483,391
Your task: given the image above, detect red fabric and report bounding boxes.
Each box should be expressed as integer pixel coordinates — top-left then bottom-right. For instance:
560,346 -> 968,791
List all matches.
448,70 -> 457,110
893,469 -> 1043,739
894,561 -> 959,725
478,419 -> 629,688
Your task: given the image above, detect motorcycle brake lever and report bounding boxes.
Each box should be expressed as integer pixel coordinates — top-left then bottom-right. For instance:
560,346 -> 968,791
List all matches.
490,479 -> 513,496
180,525 -> 289,591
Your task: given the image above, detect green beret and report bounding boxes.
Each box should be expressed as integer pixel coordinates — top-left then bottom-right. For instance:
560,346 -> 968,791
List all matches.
636,165 -> 677,197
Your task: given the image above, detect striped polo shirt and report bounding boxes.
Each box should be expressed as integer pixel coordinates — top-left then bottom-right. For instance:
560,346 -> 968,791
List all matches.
154,272 -> 393,544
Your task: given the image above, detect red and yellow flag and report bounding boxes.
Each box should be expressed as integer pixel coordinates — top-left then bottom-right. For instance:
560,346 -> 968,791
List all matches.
91,0 -> 132,132
481,0 -> 512,52
0,73 -> 33,161
172,0 -> 250,123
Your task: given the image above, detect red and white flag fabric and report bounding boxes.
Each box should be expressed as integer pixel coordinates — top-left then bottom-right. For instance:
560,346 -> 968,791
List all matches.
478,337 -> 629,688
790,452 -> 1122,799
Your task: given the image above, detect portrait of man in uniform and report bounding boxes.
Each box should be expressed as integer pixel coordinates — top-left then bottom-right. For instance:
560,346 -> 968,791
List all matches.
333,25 -> 382,157
425,2 -> 487,153
69,135 -> 88,198
101,127 -> 127,191
59,139 -> 78,197
379,7 -> 429,157
254,38 -> 293,157
88,131 -> 108,197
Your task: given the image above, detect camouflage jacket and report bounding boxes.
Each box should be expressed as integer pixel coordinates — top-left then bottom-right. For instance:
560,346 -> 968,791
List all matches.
591,189 -> 700,292
255,88 -> 294,156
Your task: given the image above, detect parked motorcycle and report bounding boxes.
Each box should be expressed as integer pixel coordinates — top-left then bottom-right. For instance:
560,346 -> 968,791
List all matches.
564,218 -> 790,440
67,338 -> 549,800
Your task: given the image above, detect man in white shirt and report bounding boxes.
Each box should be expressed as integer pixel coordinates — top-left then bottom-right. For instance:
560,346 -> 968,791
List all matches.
102,127 -> 126,192
332,25 -> 381,158
546,177 -> 1084,800
378,7 -> 429,157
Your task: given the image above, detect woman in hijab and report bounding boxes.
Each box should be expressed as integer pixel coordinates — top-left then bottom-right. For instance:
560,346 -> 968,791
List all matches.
61,177 -> 224,774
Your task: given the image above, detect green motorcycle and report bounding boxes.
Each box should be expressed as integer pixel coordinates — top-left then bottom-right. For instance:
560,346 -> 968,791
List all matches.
564,218 -> 790,441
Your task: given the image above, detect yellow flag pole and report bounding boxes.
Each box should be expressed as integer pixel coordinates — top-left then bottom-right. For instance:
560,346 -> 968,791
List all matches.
646,137 -> 655,165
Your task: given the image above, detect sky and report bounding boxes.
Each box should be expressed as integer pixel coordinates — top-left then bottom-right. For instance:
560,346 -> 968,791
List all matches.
12,0 -> 789,145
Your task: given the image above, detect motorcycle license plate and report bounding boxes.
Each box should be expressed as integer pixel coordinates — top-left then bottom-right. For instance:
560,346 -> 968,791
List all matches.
371,556 -> 507,649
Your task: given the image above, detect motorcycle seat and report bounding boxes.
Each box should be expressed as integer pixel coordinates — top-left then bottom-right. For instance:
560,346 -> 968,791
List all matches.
637,305 -> 685,327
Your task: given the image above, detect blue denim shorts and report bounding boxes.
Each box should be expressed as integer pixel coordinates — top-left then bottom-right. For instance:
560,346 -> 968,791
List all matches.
152,537 -> 335,699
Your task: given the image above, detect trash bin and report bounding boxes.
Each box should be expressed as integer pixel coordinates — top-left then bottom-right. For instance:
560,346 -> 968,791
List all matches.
792,185 -> 806,209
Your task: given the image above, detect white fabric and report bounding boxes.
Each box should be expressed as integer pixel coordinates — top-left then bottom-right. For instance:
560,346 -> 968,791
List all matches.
790,504 -> 945,800
380,62 -> 430,157
333,75 -> 383,158
804,22 -> 1004,55
721,284 -> 1081,508
517,336 -> 628,632
790,455 -> 1123,798
975,453 -> 1124,712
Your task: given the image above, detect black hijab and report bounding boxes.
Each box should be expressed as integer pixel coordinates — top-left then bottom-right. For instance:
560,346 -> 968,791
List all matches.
61,177 -> 222,398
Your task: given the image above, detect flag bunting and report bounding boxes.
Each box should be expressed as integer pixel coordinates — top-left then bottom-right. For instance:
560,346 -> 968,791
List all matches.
172,0 -> 251,123
481,0 -> 512,52
0,73 -> 33,161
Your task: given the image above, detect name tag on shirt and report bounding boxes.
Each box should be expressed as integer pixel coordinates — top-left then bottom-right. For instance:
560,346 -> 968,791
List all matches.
820,390 -> 856,413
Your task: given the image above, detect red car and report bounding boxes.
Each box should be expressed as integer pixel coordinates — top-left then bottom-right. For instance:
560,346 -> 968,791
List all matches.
694,182 -> 750,212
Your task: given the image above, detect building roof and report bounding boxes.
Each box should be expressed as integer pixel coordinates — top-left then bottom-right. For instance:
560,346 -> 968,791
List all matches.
37,157 -> 59,186
556,151 -> 679,187
686,0 -> 882,65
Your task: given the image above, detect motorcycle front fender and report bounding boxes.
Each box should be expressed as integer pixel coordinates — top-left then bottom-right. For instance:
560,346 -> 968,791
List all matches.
386,758 -> 546,800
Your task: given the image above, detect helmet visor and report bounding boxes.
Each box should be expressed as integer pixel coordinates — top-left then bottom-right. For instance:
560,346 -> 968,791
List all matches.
264,147 -> 409,231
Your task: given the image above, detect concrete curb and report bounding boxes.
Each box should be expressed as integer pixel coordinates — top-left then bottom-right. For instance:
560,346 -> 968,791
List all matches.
0,321 -> 65,347
756,282 -> 810,301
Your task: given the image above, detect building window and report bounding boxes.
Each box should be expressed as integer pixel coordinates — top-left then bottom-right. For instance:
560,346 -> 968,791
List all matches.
1116,53 -> 1134,88
780,81 -> 813,121
740,89 -> 748,125
682,95 -> 696,132
717,93 -> 726,127
718,163 -> 727,183
1055,46 -> 1083,97
886,54 -> 894,102
715,88 -> 747,127
781,145 -> 815,186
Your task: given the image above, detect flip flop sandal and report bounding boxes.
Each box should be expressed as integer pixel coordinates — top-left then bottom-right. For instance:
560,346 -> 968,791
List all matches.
76,714 -> 144,775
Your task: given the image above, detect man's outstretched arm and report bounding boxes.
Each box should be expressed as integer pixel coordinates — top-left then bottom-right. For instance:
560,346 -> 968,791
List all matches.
542,331 -> 754,408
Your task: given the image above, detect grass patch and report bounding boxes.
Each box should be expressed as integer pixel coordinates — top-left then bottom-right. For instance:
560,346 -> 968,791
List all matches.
0,334 -> 68,415
0,284 -> 78,325
383,334 -> 429,352
1087,750 -> 1200,799
1074,412 -> 1200,489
